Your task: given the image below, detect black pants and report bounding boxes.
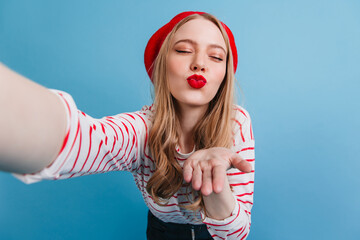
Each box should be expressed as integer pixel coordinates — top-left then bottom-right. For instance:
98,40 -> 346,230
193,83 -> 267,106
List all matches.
146,211 -> 214,240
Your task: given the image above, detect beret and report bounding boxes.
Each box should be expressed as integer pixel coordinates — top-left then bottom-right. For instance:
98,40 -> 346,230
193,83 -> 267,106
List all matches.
144,11 -> 238,81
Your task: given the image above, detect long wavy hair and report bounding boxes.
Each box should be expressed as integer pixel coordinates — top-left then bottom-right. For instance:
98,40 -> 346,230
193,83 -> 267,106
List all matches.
146,13 -> 236,211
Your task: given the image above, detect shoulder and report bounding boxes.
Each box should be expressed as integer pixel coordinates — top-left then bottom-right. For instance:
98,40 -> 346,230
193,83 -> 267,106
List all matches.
124,104 -> 155,129
139,104 -> 155,123
140,104 -> 155,117
103,105 -> 154,132
232,105 -> 254,143
113,105 -> 154,121
232,104 -> 251,125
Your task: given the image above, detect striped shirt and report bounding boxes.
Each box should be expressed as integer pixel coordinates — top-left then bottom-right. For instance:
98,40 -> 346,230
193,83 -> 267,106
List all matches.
13,89 -> 255,240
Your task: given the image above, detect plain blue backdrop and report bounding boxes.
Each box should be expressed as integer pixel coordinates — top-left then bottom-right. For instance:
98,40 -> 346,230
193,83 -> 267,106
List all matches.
1,0 -> 359,239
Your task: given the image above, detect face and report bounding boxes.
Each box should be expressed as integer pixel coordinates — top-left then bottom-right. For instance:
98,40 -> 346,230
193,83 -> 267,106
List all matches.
166,18 -> 227,110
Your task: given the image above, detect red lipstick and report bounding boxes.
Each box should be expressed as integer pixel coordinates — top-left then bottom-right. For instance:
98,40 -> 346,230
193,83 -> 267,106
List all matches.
187,74 -> 207,89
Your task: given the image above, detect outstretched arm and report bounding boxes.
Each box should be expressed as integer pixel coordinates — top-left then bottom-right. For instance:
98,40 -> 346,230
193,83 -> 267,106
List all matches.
0,63 -> 68,174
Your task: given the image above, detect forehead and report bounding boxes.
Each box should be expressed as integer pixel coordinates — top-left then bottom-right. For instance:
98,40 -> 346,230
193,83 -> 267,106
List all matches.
171,18 -> 226,48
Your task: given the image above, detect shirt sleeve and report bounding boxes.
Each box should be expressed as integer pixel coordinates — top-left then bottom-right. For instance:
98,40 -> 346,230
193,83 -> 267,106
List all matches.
13,89 -> 150,184
202,106 -> 255,240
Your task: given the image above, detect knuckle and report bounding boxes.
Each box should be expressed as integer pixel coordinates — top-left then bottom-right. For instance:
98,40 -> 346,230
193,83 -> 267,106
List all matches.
208,158 -> 218,165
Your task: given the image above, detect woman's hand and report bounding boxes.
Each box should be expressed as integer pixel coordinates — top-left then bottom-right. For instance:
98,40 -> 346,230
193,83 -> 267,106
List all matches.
183,147 -> 252,196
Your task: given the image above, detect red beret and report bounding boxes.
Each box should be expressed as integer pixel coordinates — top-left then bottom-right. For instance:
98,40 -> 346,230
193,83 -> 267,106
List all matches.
144,11 -> 238,81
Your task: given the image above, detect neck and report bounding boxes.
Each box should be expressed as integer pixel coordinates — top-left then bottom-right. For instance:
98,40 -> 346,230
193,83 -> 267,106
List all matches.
176,102 -> 208,153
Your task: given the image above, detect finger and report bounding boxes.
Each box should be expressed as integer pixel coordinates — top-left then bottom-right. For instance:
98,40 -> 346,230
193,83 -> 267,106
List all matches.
231,154 -> 252,173
212,165 -> 227,193
192,166 -> 202,191
183,163 -> 194,183
201,166 -> 213,196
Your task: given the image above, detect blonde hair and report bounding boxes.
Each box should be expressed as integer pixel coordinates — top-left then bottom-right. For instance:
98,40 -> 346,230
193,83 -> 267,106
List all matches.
146,13 -> 236,212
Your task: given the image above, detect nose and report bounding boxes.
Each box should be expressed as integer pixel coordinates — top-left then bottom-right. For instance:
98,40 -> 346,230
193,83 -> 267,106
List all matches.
190,54 -> 206,72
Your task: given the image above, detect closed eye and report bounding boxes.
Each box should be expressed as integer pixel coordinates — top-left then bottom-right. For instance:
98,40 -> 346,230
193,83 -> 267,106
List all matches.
176,50 -> 192,54
211,56 -> 223,61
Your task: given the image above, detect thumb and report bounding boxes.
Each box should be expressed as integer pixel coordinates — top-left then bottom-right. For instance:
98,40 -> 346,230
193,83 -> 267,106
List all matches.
230,154 -> 252,173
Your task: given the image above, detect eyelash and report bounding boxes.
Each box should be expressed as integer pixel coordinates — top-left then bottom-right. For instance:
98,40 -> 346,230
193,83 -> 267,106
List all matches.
175,50 -> 223,62
211,56 -> 223,61
176,50 -> 191,53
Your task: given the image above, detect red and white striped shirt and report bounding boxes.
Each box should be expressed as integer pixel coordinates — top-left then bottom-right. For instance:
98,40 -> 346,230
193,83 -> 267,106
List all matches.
13,90 -> 255,240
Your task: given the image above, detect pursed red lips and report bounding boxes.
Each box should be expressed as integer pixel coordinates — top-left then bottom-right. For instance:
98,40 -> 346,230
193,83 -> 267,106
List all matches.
187,74 -> 207,89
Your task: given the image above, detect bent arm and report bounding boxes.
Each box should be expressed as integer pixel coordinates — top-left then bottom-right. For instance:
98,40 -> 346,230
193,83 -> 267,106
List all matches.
202,107 -> 255,239
0,63 -> 68,174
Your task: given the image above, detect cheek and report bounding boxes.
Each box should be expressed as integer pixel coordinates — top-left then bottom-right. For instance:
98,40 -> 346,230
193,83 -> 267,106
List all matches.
166,57 -> 176,76
167,59 -> 183,92
167,55 -> 185,77
213,64 -> 227,85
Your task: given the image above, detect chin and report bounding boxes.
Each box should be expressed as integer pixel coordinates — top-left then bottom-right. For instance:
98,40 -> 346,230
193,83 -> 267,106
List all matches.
172,91 -> 215,108
176,98 -> 211,108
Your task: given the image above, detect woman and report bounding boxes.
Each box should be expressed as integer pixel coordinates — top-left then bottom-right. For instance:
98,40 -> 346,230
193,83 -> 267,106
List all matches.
0,11 -> 255,240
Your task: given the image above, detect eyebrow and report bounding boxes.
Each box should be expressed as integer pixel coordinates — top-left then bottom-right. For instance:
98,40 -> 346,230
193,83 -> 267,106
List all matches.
174,39 -> 227,54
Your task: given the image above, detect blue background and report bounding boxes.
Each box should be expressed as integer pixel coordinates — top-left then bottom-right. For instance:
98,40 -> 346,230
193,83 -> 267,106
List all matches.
1,0 -> 359,239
